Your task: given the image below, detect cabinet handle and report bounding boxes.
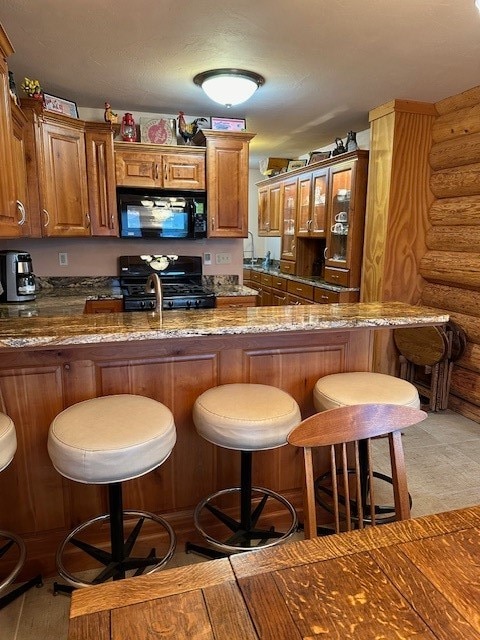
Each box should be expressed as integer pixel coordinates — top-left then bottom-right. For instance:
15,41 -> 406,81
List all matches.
85,212 -> 91,228
155,163 -> 159,181
16,200 -> 26,225
43,209 -> 50,227
164,165 -> 168,182
307,219 -> 312,230
266,221 -> 270,231
211,217 -> 215,231
324,246 -> 329,260
110,214 -> 115,229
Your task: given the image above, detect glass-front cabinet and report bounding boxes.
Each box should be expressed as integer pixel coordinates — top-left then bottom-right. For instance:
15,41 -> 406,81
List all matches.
297,168 -> 327,237
324,153 -> 369,288
280,178 -> 297,271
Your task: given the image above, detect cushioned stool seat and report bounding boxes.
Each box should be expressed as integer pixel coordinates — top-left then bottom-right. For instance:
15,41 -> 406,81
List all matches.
313,372 -> 420,528
48,394 -> 176,590
0,413 -> 42,609
314,372 -> 420,411
188,383 -> 300,556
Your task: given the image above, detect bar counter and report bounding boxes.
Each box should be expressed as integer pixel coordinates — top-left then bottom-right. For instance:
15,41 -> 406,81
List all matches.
0,302 -> 448,578
0,302 -> 447,348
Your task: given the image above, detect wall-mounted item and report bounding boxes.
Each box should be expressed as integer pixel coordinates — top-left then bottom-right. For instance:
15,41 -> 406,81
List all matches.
308,151 -> 331,164
43,93 -> 78,118
211,117 -> 246,132
140,117 -> 177,145
286,159 -> 308,171
120,112 -> 137,142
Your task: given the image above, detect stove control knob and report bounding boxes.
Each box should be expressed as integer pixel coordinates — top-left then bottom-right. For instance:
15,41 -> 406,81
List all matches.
140,300 -> 146,308
186,300 -> 192,308
148,300 -> 155,309
168,300 -> 174,308
195,299 -> 201,308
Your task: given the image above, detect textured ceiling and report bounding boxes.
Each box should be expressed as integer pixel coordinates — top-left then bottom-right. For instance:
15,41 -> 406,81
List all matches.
1,0 -> 480,167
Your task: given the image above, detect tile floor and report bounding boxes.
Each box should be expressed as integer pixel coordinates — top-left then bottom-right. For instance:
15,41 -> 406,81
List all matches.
1,409 -> 479,639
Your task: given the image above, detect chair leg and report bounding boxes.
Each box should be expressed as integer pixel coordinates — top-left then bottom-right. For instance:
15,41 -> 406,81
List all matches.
0,531 -> 42,609
0,574 -> 43,610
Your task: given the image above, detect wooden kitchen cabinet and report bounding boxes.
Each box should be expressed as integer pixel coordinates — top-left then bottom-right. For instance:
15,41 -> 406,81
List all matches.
297,167 -> 328,237
258,181 -> 282,236
195,129 -> 255,238
84,298 -> 123,314
22,99 -> 118,237
280,178 -> 298,271
114,144 -> 206,190
0,26 -> 22,238
215,295 -> 257,308
324,151 -> 369,288
85,124 -> 118,236
11,102 -> 36,237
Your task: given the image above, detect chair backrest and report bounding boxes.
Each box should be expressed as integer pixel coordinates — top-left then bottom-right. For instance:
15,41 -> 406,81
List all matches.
287,403 -> 427,538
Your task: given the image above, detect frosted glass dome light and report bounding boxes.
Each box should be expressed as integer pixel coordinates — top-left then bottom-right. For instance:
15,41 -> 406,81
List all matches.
194,69 -> 265,108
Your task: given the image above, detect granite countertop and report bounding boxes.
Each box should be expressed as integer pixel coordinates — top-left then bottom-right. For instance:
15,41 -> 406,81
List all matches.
0,302 -> 448,349
243,263 -> 358,293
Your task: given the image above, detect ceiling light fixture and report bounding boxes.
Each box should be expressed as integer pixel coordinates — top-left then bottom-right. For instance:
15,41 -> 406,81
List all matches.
193,69 -> 265,108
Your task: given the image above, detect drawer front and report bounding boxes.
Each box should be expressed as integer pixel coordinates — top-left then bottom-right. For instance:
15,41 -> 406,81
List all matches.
280,260 -> 296,275
287,293 -> 315,305
287,280 -> 314,300
216,296 -> 257,308
271,276 -> 287,291
250,270 -> 262,285
324,267 -> 349,287
314,288 -> 340,304
261,273 -> 273,286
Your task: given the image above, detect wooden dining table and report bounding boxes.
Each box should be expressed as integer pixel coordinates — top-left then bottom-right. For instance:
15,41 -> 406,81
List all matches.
68,505 -> 480,639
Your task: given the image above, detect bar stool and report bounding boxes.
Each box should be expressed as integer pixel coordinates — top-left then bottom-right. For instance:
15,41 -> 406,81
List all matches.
313,372 -> 420,527
47,394 -> 176,590
0,412 -> 42,609
187,383 -> 301,557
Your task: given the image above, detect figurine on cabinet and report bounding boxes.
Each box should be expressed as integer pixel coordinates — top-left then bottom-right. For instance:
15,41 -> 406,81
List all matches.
331,137 -> 346,156
345,131 -> 358,152
104,102 -> 118,124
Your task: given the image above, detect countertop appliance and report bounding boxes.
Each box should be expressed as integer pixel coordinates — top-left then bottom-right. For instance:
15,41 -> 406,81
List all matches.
119,255 -> 216,311
117,188 -> 207,240
0,250 -> 36,303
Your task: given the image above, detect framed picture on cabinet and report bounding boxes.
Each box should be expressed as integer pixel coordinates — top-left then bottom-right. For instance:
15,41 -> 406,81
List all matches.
43,93 -> 79,118
308,151 -> 331,164
211,117 -> 246,132
286,159 -> 307,171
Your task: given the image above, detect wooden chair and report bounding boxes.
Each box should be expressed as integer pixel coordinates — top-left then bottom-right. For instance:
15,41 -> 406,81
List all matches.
287,404 -> 427,539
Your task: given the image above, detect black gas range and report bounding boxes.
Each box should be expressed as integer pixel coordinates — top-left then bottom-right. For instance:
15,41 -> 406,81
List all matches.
119,255 -> 216,311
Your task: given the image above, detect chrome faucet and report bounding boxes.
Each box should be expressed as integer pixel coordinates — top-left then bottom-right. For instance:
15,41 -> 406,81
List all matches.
248,231 -> 255,267
145,273 -> 163,320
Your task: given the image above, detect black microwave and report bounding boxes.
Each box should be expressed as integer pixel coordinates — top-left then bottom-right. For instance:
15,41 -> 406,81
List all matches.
117,188 -> 207,240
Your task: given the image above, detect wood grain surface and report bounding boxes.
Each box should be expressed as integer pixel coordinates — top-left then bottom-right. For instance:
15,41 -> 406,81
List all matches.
69,506 -> 480,640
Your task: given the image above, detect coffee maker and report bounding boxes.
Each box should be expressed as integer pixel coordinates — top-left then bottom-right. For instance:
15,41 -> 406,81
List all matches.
0,250 -> 36,302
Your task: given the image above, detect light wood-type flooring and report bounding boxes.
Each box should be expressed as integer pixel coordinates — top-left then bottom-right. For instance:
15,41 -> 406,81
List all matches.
1,409 -> 479,640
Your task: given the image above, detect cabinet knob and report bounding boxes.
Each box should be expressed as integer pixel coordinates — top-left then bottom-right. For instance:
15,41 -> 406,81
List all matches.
16,200 -> 26,225
43,209 -> 50,227
85,212 -> 91,228
211,217 -> 215,231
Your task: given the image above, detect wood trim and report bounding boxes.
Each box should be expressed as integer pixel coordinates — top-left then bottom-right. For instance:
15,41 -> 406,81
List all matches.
369,99 -> 437,122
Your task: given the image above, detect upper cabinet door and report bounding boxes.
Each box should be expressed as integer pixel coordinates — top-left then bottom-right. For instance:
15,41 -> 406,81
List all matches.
296,172 -> 312,236
199,130 -> 255,238
115,150 -> 159,187
281,179 -> 297,261
0,27 -> 21,238
85,124 -> 118,236
41,121 -> 90,236
162,153 -> 205,190
258,181 -> 282,237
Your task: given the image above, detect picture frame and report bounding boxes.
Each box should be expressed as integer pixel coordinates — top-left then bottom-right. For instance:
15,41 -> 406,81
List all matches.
308,151 -> 331,164
286,159 -> 308,171
211,117 -> 246,132
43,93 -> 79,118
140,117 -> 177,145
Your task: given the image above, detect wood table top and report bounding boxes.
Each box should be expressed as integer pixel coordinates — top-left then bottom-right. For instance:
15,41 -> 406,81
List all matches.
69,505 -> 480,639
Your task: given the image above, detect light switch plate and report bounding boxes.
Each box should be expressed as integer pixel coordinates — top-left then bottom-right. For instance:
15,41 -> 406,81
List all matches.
203,252 -> 212,266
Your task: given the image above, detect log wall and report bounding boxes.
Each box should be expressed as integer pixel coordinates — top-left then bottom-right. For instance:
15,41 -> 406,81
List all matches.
420,85 -> 480,421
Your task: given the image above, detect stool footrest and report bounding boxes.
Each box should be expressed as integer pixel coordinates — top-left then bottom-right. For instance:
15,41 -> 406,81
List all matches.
192,486 -> 298,555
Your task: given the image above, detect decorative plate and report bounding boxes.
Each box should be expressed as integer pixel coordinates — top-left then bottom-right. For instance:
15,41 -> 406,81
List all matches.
140,117 -> 177,145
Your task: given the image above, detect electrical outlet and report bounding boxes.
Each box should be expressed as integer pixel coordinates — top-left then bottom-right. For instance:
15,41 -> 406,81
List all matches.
203,252 -> 212,266
58,252 -> 68,266
216,252 -> 231,265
